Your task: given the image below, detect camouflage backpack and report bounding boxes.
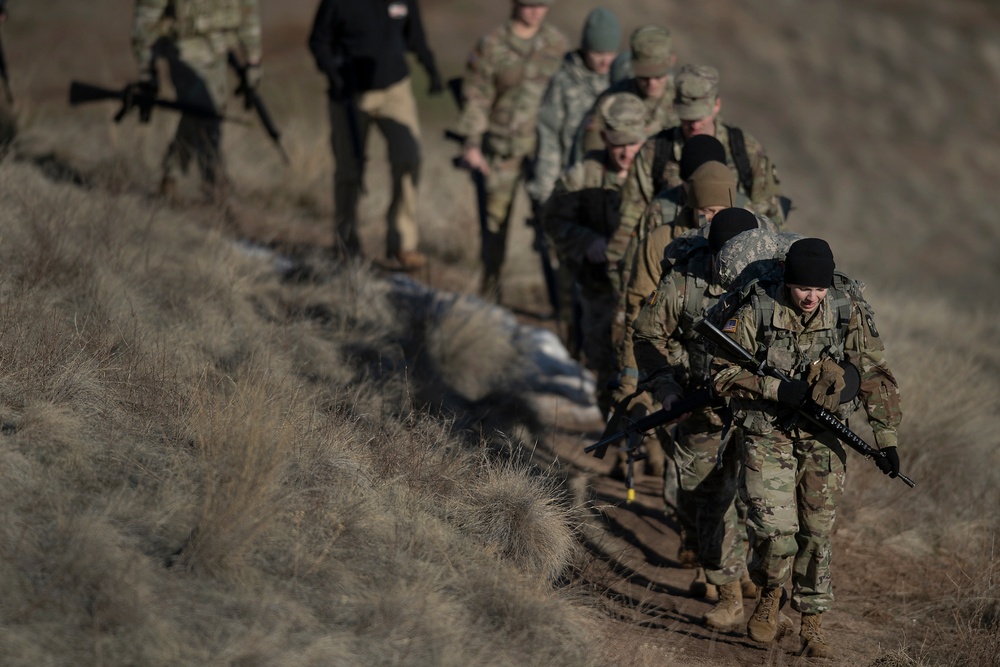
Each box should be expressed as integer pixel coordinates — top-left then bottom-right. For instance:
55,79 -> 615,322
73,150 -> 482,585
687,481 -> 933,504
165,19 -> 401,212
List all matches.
706,229 -> 872,358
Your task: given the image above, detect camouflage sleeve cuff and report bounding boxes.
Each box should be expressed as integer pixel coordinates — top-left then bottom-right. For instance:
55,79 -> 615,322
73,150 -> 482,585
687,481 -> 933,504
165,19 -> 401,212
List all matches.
463,135 -> 483,150
873,430 -> 898,450
761,376 -> 782,402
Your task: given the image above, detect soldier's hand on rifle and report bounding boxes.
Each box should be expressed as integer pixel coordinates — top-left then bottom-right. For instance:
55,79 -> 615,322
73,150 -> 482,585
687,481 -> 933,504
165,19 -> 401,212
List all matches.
428,70 -> 444,96
776,379 -> 810,407
245,62 -> 262,91
461,145 -> 490,176
130,73 -> 159,123
874,446 -> 900,478
806,358 -> 846,411
585,237 -> 608,264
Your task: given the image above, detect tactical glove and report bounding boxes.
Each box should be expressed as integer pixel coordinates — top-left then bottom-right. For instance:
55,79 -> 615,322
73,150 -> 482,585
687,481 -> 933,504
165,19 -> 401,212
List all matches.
428,70 -> 444,96
806,358 -> 846,412
875,447 -> 900,478
776,379 -> 810,407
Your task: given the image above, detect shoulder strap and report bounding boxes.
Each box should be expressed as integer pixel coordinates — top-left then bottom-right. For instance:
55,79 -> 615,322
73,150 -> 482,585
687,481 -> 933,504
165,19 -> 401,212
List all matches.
726,125 -> 754,196
651,127 -> 678,196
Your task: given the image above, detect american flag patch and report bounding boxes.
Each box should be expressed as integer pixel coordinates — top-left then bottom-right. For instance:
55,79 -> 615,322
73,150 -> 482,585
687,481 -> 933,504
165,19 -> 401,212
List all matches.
722,318 -> 738,334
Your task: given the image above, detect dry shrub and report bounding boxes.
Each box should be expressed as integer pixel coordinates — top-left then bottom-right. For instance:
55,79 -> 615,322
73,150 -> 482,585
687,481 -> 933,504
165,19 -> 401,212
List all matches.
424,295 -> 527,402
175,365 -> 299,573
453,459 -> 577,584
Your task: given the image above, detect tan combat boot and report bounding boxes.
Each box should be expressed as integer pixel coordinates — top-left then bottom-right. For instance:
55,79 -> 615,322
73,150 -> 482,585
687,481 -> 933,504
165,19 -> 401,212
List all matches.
702,580 -> 744,631
740,569 -> 758,599
746,586 -> 783,643
799,613 -> 833,658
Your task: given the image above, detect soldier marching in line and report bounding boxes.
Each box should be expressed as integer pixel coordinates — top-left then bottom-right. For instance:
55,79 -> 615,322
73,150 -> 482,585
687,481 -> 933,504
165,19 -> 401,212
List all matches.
132,0 -> 262,203
616,63 -> 787,262
542,92 -> 648,423
571,25 -> 678,169
309,0 -> 442,270
454,0 -> 567,302
708,238 -> 903,657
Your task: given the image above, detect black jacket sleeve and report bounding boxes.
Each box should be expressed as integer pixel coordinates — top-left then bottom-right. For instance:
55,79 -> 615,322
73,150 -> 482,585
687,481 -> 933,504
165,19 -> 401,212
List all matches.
308,0 -> 341,81
403,0 -> 438,79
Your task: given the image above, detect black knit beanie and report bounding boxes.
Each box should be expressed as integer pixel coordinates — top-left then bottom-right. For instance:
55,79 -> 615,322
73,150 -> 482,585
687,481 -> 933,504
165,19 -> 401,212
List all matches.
679,134 -> 727,182
707,208 -> 758,255
783,238 -> 836,287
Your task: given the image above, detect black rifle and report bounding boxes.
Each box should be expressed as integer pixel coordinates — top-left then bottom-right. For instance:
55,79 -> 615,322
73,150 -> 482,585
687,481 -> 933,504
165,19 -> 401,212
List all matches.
69,80 -> 227,124
586,387 -> 715,459
444,78 -> 487,236
695,317 -> 915,488
0,21 -> 12,103
227,51 -> 289,164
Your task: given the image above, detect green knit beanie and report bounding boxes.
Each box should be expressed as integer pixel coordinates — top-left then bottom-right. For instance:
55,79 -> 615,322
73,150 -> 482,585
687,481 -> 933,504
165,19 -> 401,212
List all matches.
582,8 -> 621,53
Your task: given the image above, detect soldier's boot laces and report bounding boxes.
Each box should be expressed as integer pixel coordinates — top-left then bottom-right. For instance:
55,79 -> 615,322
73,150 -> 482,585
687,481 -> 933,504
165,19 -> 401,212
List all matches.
746,585 -> 784,643
688,567 -> 718,601
702,580 -> 744,631
799,613 -> 834,659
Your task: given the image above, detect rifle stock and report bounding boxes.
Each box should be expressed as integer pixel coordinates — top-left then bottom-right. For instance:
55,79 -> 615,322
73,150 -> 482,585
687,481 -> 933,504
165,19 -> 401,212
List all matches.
695,317 -> 915,488
69,80 -> 226,123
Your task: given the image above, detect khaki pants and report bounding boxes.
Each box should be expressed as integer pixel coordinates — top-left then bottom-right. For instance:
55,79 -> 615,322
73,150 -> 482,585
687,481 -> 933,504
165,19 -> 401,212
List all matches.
479,153 -> 529,300
329,77 -> 421,256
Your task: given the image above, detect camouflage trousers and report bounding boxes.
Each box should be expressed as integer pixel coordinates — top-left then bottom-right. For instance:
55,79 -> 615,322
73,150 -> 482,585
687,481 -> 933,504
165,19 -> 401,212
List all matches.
163,37 -> 231,189
329,77 -> 422,257
672,415 -> 746,585
479,153 -> 529,300
741,430 -> 846,614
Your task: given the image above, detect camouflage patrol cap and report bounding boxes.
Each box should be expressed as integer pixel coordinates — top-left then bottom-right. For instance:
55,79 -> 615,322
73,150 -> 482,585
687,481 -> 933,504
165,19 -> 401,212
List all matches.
599,92 -> 647,146
687,161 -> 737,210
629,26 -> 672,78
674,64 -> 720,120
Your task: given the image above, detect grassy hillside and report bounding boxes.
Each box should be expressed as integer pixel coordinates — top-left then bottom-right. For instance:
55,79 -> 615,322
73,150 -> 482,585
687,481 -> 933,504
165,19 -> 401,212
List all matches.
1,1 -> 999,665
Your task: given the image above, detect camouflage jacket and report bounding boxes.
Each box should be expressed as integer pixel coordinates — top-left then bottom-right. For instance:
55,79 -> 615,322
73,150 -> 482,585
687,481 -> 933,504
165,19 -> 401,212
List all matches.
710,283 -> 902,448
133,0 -> 261,70
617,204 -> 773,382
542,150 -> 623,293
526,50 -> 610,204
618,115 -> 784,250
570,77 -> 678,166
455,20 -> 568,159
631,247 -> 728,428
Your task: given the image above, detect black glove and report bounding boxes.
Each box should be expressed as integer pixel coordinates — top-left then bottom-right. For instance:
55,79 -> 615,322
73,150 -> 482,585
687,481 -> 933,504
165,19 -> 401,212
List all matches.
428,70 -> 444,96
775,379 -> 810,407
875,447 -> 899,478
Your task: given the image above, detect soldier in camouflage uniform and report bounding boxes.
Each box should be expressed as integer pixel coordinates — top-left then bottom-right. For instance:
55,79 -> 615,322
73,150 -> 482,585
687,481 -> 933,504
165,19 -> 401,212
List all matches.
132,0 -> 262,201
455,0 -> 568,301
526,7 -> 620,206
709,238 -> 903,658
616,64 -> 786,257
631,208 -> 761,631
571,26 -> 678,170
543,92 -> 645,421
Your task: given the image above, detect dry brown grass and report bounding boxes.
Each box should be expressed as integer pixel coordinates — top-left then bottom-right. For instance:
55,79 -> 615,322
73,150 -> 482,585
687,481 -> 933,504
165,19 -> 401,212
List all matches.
0,155 -> 602,665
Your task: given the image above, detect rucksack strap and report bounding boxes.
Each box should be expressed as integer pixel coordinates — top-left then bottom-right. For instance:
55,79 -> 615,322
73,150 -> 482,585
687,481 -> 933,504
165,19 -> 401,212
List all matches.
726,125 -> 754,196
651,127 -> 679,196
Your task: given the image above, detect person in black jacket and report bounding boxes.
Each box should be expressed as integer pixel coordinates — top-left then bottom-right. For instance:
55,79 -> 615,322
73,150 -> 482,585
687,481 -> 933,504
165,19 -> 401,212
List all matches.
309,0 -> 442,270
